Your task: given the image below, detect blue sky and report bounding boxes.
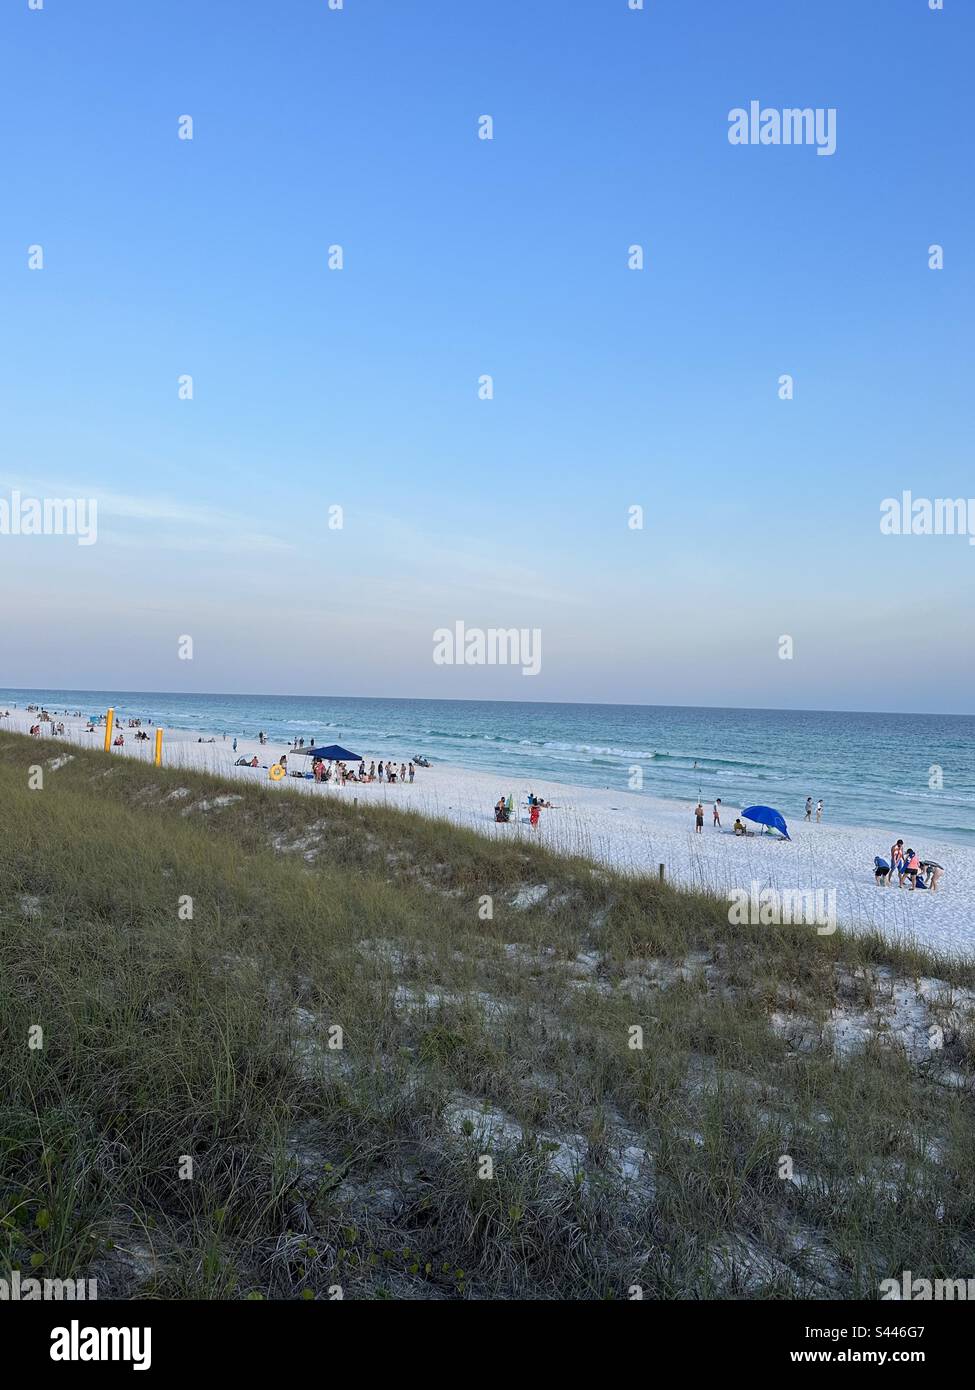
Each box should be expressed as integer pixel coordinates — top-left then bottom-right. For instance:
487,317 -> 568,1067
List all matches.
1,0 -> 972,712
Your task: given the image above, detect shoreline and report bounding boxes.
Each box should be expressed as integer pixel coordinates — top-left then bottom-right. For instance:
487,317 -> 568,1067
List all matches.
3,690 -> 972,852
5,704 -> 975,959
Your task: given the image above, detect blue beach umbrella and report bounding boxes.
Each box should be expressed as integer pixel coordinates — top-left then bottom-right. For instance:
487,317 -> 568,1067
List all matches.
741,805 -> 791,840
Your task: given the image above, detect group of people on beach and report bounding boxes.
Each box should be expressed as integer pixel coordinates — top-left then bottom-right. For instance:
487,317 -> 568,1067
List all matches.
25,707 -> 65,737
29,720 -> 66,737
320,759 -> 415,785
694,799 -> 946,892
695,796 -> 826,834
874,839 -> 943,891
494,791 -> 551,827
22,707 -> 156,742
695,799 -> 740,832
694,799 -> 729,832
234,750 -> 417,785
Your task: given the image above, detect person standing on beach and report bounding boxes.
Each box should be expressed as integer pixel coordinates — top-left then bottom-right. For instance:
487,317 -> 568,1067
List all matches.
890,839 -> 904,880
816,800 -> 823,822
694,802 -> 704,834
902,849 -> 920,889
805,798 -> 813,820
233,737 -> 237,753
408,762 -> 415,782
712,798 -> 722,828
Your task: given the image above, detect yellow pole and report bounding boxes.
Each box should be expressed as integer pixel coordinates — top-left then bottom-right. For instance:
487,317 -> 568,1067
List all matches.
104,708 -> 115,752
154,728 -> 163,767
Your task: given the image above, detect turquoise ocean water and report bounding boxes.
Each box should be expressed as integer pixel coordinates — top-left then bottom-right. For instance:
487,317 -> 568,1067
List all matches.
2,688 -> 973,845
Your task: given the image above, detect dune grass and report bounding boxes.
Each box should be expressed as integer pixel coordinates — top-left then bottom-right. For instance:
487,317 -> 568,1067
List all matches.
1,731 -> 974,1300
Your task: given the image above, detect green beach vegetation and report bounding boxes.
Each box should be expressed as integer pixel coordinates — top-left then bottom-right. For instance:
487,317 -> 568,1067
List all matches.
2,731 -> 974,1300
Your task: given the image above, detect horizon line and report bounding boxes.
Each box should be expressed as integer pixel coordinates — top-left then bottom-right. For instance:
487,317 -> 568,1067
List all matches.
1,683 -> 972,722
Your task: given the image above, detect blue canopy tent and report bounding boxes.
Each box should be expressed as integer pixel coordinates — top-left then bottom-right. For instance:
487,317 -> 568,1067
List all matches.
741,805 -> 790,840
304,743 -> 363,762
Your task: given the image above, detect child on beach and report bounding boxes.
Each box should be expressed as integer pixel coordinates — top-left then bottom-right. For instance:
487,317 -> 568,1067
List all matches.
816,800 -> 823,822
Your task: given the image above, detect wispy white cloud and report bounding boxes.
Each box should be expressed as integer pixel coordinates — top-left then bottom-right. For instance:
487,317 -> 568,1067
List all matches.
342,511 -> 582,607
99,529 -> 293,554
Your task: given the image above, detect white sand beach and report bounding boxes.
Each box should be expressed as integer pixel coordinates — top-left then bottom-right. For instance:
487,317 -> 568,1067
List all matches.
7,707 -> 975,959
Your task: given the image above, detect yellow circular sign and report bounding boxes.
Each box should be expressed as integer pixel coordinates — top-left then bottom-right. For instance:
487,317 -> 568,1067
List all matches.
269,763 -> 285,781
